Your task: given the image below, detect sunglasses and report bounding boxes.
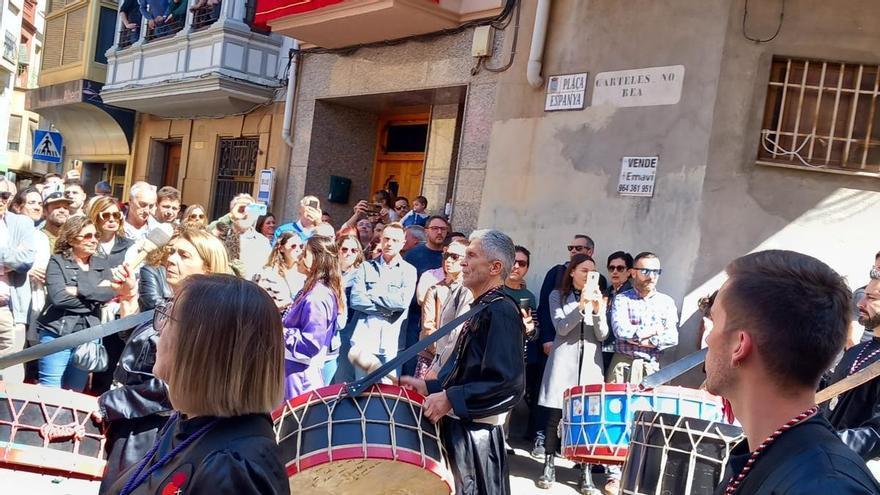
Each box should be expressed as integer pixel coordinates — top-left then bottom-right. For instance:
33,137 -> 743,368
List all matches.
608,265 -> 628,273
395,205 -> 408,210
340,246 -> 360,254
444,252 -> 462,262
0,192 -> 11,201
188,214 -> 206,220
637,268 -> 662,277
567,245 -> 588,252
513,259 -> 529,268
427,226 -> 448,232
75,232 -> 97,241
98,211 -> 123,222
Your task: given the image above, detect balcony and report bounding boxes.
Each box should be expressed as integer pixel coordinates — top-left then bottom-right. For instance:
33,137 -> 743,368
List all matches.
254,0 -> 504,49
102,0 -> 285,118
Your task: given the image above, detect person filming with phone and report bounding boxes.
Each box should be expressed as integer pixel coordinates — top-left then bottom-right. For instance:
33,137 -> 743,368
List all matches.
272,196 -> 322,245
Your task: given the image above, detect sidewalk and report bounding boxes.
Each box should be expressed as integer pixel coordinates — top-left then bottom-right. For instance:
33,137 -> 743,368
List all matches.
508,437 -> 610,495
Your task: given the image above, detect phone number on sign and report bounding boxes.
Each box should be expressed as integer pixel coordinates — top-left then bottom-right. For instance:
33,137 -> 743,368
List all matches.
618,184 -> 653,194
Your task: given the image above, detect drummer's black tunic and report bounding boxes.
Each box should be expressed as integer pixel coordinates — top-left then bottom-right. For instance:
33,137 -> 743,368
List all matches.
823,336 -> 880,461
425,287 -> 525,495
714,415 -> 880,495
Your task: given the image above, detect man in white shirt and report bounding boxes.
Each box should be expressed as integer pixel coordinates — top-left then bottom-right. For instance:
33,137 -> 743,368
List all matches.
123,181 -> 158,241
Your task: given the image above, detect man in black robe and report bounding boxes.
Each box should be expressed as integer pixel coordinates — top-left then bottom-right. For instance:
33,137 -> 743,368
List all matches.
825,268 -> 880,468
401,229 -> 525,495
704,251 -> 880,494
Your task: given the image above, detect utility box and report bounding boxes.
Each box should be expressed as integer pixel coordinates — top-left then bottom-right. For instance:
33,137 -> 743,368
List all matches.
328,175 -> 352,204
471,25 -> 495,57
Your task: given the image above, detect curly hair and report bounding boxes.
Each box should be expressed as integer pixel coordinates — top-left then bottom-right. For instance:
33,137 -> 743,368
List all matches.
55,216 -> 94,256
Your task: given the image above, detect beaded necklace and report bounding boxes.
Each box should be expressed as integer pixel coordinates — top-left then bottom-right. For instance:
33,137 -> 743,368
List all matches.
723,405 -> 818,494
119,413 -> 220,495
849,340 -> 880,376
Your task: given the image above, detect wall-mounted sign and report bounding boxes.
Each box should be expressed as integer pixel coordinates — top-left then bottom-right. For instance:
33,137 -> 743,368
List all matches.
545,72 -> 588,111
618,156 -> 659,197
593,65 -> 685,108
257,168 -> 274,206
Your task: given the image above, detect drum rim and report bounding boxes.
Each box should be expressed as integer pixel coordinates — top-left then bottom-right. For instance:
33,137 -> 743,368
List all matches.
562,445 -> 628,465
272,384 -> 427,421
285,444 -> 455,491
0,444 -> 106,479
563,384 -> 721,404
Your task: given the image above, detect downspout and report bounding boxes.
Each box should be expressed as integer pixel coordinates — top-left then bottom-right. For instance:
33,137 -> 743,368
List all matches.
282,39 -> 300,148
527,0 -> 551,88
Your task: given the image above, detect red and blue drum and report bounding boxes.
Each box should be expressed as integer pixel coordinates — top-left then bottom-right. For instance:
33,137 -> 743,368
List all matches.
0,381 -> 105,494
561,384 -> 724,464
273,384 -> 454,495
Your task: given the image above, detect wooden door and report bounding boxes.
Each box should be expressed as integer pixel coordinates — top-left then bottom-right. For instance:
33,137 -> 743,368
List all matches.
371,113 -> 429,201
163,142 -> 182,187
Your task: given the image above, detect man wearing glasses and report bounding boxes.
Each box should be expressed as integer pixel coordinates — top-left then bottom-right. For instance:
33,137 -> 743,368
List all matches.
607,251 -> 678,384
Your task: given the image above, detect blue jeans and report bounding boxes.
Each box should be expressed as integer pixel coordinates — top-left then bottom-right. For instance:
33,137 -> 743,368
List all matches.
322,356 -> 338,385
38,330 -> 89,391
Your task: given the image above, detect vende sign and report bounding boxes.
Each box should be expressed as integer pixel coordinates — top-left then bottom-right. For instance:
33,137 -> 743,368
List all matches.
593,65 -> 685,108
618,156 -> 659,197
545,72 -> 588,111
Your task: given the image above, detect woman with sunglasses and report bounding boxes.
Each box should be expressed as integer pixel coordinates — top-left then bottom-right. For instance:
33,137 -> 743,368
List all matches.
413,239 -> 467,379
281,235 -> 345,399
181,204 -> 208,229
96,227 -> 231,490
36,216 -> 129,390
103,275 -> 288,495
326,234 -> 364,384
253,231 -> 305,312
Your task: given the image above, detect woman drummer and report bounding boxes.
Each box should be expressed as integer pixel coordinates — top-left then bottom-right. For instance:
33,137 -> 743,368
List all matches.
104,274 -> 288,494
96,227 -> 231,490
534,253 -> 607,494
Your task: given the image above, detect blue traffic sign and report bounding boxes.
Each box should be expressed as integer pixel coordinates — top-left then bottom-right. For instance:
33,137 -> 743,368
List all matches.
33,130 -> 63,164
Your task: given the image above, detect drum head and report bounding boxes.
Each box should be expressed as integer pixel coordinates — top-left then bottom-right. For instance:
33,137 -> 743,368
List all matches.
288,457 -> 451,495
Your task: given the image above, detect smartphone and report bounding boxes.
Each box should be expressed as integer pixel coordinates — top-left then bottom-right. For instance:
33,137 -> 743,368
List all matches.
306,198 -> 320,210
518,298 -> 531,312
364,202 -> 382,216
246,202 -> 268,217
585,271 -> 600,295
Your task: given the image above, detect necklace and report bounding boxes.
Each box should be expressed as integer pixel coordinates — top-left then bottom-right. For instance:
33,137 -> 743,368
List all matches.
118,413 -> 220,495
849,341 -> 880,376
723,405 -> 818,494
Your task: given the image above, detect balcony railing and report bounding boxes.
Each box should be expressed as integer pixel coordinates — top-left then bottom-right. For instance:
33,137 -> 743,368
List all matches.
144,16 -> 186,41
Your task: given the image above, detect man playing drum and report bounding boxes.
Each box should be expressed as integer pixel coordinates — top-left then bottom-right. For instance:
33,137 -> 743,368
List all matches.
705,250 -> 880,494
401,229 -> 525,495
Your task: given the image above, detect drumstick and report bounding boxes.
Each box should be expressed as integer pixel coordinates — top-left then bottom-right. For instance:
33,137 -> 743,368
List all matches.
816,359 -> 880,404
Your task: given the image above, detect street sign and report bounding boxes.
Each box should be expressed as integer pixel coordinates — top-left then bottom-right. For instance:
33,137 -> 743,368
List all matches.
257,168 -> 274,206
545,72 -> 588,111
618,156 -> 659,197
33,130 -> 63,163
593,65 -> 685,108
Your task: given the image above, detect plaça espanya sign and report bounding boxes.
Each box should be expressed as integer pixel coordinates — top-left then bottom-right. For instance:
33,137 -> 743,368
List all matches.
593,65 -> 685,108
618,156 -> 659,197
545,72 -> 588,111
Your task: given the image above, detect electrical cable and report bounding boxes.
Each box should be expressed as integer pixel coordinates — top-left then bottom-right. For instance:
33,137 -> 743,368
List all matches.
479,0 -> 520,74
742,0 -> 785,43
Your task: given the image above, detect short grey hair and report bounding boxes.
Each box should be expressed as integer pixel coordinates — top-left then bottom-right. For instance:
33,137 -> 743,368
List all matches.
470,229 -> 515,280
129,181 -> 157,201
406,225 -> 427,243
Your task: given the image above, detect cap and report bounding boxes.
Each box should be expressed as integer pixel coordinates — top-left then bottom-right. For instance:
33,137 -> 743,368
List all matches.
43,185 -> 72,206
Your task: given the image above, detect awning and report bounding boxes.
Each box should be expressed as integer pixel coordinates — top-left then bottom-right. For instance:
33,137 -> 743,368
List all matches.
253,0 -> 343,30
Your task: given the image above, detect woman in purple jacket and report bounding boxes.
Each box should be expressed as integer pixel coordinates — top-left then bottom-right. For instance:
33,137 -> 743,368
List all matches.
282,235 -> 346,399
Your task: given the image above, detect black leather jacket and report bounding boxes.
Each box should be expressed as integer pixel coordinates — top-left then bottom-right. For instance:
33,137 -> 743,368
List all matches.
138,265 -> 172,311
104,413 -> 289,495
823,338 -> 880,460
37,253 -> 117,336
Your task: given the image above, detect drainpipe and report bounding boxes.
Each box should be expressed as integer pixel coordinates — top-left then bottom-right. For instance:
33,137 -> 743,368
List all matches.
527,0 -> 551,88
282,39 -> 300,148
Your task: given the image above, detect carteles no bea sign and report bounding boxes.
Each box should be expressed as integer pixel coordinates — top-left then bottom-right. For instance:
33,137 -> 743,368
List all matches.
545,72 -> 588,111
618,156 -> 659,197
593,65 -> 685,108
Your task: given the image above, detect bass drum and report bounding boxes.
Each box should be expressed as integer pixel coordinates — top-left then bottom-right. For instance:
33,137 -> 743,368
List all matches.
621,411 -> 744,495
273,383 -> 453,495
0,381 -> 105,494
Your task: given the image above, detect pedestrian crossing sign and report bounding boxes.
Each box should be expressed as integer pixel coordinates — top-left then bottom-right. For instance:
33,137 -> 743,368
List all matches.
33,130 -> 63,164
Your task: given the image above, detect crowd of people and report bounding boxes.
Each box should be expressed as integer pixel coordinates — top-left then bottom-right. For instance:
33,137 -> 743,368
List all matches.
2,171 -> 880,495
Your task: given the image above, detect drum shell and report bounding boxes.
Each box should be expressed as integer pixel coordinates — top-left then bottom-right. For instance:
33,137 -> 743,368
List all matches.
0,381 -> 106,480
621,411 -> 744,495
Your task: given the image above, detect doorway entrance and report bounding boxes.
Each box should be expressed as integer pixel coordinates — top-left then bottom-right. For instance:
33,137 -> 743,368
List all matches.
371,114 -> 429,201
147,139 -> 182,188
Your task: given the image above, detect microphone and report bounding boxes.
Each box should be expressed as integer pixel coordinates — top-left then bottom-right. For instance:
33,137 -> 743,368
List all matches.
130,223 -> 175,268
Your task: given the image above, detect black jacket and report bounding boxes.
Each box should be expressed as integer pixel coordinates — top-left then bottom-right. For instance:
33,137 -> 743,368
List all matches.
427,287 -> 525,420
823,337 -> 880,460
103,413 -> 289,495
37,253 -> 117,336
715,415 -> 880,494
101,236 -> 135,268
138,265 -> 172,311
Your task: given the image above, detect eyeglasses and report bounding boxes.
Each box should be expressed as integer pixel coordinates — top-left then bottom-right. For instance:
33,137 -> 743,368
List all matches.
427,226 -> 448,232
637,268 -> 662,277
98,211 -> 123,222
75,232 -> 97,241
395,205 -> 408,211
567,245 -> 589,252
188,214 -> 206,220
154,303 -> 177,335
0,192 -> 11,201
444,252 -> 462,262
513,259 -> 529,268
340,247 -> 360,254
608,265 -> 628,273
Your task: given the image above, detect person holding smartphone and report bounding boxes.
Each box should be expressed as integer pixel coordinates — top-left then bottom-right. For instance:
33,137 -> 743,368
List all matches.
535,254 -> 607,494
272,196 -> 322,246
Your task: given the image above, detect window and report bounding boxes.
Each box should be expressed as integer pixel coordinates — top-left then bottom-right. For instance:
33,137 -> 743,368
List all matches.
758,57 -> 880,174
384,123 -> 428,153
8,114 -> 22,152
95,7 -> 116,64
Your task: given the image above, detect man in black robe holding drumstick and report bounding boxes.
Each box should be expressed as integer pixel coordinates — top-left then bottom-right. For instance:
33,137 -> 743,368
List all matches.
401,229 -> 525,495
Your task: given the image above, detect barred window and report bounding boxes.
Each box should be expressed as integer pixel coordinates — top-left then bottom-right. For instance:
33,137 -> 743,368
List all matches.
758,57 -> 880,175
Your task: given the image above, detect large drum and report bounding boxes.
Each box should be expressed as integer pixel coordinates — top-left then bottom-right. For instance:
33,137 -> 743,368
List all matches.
273,383 -> 454,495
561,384 -> 724,464
621,411 -> 744,495
0,381 -> 105,494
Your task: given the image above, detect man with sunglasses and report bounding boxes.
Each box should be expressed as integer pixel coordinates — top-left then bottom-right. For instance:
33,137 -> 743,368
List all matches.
0,176 -> 37,383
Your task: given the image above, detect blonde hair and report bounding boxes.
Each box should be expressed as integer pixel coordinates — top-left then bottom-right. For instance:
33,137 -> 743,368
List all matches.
88,196 -> 125,240
164,274 -> 284,416
182,204 -> 208,229
169,226 -> 232,275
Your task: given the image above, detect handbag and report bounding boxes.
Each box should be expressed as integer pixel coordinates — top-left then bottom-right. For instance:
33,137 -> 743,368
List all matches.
71,340 -> 109,372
